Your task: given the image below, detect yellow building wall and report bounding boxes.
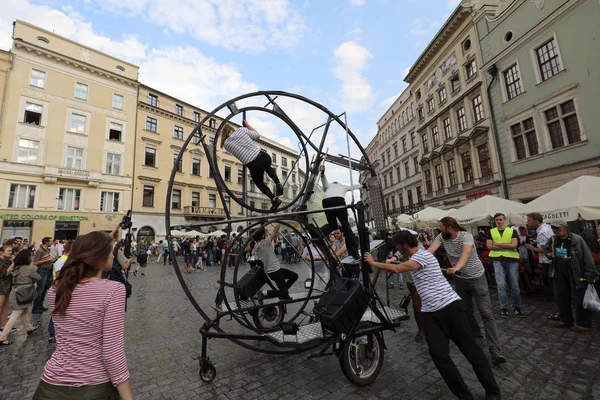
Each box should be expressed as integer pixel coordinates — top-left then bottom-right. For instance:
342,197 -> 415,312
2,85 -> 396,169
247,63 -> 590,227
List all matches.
0,21 -> 138,242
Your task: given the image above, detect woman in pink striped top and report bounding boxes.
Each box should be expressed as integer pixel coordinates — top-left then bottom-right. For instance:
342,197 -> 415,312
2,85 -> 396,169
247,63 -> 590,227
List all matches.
33,231 -> 133,400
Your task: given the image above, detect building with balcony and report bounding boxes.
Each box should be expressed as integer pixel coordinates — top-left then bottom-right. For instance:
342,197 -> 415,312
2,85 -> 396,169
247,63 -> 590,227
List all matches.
405,6 -> 503,210
377,87 -> 425,218
131,84 -> 245,240
131,84 -> 301,240
359,135 -> 380,225
473,0 -> 600,202
0,21 -> 139,242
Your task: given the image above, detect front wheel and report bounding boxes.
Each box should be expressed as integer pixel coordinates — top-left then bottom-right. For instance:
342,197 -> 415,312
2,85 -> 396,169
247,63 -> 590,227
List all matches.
339,325 -> 384,386
252,305 -> 285,331
199,358 -> 216,383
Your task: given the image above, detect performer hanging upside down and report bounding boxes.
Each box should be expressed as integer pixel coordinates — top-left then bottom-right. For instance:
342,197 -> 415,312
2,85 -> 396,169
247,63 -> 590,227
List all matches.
252,224 -> 298,302
221,120 -> 283,210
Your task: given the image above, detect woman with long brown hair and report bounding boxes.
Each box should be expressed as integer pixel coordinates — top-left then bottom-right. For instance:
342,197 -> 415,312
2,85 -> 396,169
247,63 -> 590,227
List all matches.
33,231 -> 133,400
221,120 -> 284,210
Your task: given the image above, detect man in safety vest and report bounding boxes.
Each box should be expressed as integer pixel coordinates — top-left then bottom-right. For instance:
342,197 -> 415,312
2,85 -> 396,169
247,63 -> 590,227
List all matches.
486,213 -> 525,319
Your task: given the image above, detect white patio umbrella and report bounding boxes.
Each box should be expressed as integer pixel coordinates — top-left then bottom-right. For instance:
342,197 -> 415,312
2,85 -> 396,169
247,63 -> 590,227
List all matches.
170,229 -> 184,237
185,230 -> 202,237
210,230 -> 228,237
452,195 -> 523,226
510,175 -> 600,223
388,214 -> 412,227
411,207 -> 449,227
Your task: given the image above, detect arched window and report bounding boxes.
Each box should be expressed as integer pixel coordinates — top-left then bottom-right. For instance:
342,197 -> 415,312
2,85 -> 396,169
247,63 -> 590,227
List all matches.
410,103 -> 415,119
138,226 -> 155,243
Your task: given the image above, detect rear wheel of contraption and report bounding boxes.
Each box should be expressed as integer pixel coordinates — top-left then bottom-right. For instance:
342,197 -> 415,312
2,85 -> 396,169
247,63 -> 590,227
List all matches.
339,323 -> 384,386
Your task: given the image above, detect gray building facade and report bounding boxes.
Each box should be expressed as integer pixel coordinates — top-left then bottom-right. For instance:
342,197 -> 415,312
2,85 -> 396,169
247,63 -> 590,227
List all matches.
474,0 -> 600,202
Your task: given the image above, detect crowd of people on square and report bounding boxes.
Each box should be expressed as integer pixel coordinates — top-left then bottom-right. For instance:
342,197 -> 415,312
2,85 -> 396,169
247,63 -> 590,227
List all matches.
0,179 -> 598,400
363,211 -> 599,399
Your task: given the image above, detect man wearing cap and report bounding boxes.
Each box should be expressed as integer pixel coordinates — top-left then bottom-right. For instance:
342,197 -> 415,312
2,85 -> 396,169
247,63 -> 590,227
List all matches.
486,213 -> 524,319
32,237 -> 55,314
545,221 -> 598,332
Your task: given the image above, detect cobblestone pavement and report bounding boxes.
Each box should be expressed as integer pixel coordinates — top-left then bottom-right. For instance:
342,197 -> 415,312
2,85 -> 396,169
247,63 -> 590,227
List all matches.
2,258 -> 600,400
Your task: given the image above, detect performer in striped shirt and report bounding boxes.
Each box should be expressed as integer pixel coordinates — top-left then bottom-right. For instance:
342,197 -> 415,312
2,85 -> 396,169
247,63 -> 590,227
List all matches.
364,230 -> 501,400
33,231 -> 132,400
221,120 -> 284,210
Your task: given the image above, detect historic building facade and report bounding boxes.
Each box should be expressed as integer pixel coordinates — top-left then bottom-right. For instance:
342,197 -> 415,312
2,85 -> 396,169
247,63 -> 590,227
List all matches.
131,84 -> 300,240
0,21 -> 139,242
473,0 -> 600,202
405,7 -> 503,210
359,134 -> 380,225
378,88 -> 424,217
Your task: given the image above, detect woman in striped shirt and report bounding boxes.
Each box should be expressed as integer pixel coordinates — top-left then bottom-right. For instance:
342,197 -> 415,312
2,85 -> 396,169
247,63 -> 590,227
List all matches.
221,120 -> 284,210
33,231 -> 133,400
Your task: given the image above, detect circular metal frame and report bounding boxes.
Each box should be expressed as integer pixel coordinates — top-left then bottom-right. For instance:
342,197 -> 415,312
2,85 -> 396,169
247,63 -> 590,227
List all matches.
210,106 -> 310,214
165,90 -> 376,354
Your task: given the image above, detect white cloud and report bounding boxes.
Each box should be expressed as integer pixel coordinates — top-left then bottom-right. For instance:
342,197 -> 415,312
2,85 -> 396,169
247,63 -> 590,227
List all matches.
88,0 -> 306,54
346,28 -> 363,37
380,94 -> 399,109
0,1 -> 259,113
348,0 -> 366,6
409,18 -> 443,37
0,2 -> 148,61
139,46 -> 260,110
331,41 -> 374,113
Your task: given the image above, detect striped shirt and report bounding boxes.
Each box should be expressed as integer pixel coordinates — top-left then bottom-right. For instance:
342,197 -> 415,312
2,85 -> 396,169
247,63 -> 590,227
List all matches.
254,239 -> 281,274
42,280 -> 129,387
223,127 -> 261,165
410,250 -> 461,312
434,231 -> 484,279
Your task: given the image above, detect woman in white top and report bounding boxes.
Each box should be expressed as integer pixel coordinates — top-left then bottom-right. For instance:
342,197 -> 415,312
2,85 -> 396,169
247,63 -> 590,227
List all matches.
221,120 -> 284,210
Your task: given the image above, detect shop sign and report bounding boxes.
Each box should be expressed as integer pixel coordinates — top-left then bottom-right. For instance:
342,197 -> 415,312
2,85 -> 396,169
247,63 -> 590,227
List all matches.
466,189 -> 491,200
543,211 -> 570,220
0,213 -> 89,221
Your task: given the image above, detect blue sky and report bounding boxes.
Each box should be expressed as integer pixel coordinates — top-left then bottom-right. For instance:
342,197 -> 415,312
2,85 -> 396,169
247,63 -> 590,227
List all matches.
1,0 -> 461,184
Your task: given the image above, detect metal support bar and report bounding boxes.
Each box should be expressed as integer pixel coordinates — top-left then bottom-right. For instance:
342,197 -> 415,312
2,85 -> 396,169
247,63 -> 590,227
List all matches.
186,204 -> 355,230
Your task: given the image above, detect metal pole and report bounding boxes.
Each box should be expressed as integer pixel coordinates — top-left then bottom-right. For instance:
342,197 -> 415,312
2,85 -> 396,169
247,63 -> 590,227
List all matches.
343,113 -> 355,204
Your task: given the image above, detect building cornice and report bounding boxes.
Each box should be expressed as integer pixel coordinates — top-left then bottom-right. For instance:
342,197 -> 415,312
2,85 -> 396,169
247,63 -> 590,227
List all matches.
13,40 -> 138,88
142,136 -> 162,145
405,8 -> 471,83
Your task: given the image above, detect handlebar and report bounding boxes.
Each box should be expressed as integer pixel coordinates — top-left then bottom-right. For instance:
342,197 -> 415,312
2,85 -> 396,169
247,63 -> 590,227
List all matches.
441,268 -> 462,276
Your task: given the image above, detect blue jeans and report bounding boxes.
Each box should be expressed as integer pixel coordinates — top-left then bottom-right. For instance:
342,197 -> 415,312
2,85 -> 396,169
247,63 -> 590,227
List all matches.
387,273 -> 404,285
32,268 -> 52,313
493,261 -> 521,310
48,317 -> 55,337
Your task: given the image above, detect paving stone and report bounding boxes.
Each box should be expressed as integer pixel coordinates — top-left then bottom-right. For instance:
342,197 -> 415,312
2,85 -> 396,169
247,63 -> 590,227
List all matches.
3,259 -> 600,399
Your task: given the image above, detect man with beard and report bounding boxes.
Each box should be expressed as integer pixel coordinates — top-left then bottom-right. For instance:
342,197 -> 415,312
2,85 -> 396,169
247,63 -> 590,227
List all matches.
364,230 -> 501,400
428,217 -> 506,366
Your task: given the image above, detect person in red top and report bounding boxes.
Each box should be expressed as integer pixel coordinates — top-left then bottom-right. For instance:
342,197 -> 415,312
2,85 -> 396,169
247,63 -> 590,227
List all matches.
33,231 -> 133,400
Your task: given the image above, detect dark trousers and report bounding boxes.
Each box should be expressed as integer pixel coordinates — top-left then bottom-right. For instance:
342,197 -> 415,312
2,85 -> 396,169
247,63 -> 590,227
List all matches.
320,197 -> 359,259
162,251 -> 171,265
247,151 -> 280,200
422,300 -> 500,400
554,261 -> 592,328
453,274 -> 501,352
267,268 -> 298,299
32,268 -> 52,313
33,380 -> 120,400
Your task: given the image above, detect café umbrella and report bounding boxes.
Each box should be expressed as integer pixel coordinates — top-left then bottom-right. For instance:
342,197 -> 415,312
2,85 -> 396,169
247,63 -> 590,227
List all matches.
450,195 -> 523,225
510,175 -> 600,223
